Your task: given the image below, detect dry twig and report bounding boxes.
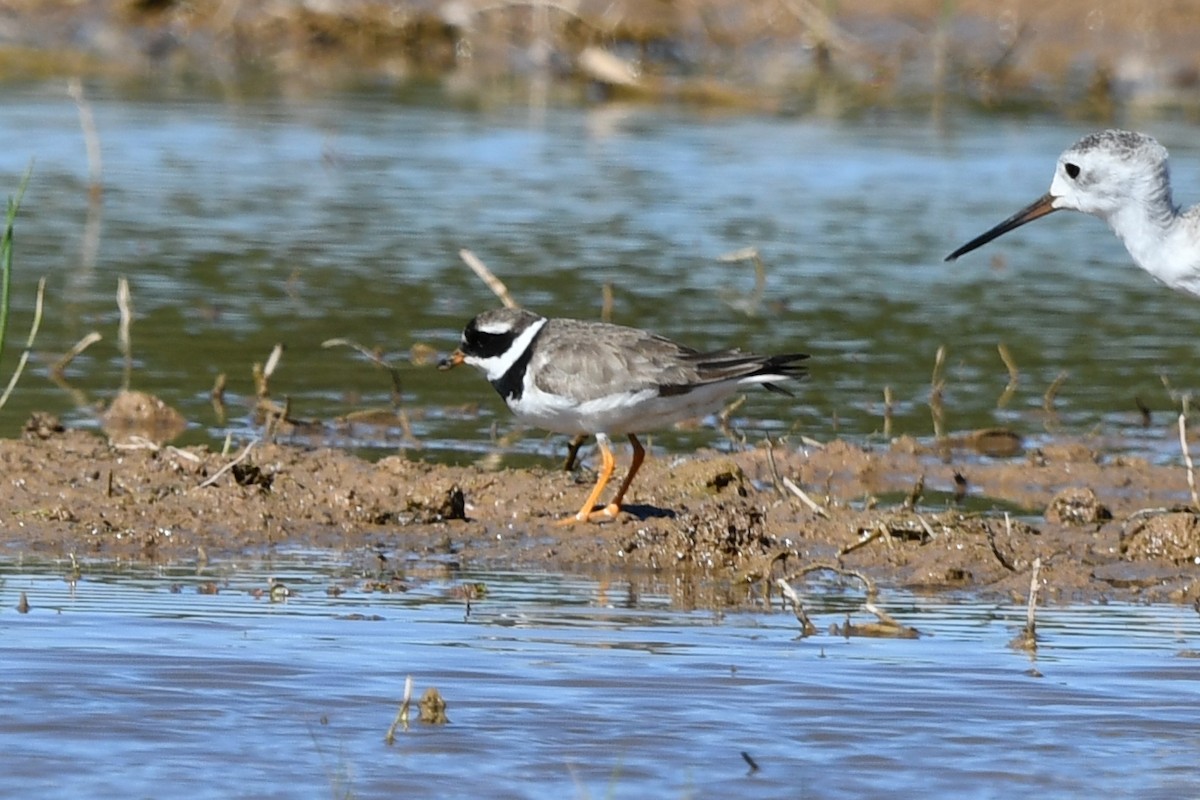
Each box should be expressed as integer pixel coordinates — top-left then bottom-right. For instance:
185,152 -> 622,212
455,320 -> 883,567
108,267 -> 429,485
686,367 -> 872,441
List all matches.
1009,557 -> 1041,652
1179,397 -> 1200,508
997,342 -> 1019,408
0,277 -> 45,410
718,246 -> 767,316
929,345 -> 946,440
322,337 -> 405,407
781,475 -> 829,518
1043,370 -> 1068,413
773,578 -> 817,636
987,512 -> 1019,572
763,437 -> 786,497
784,560 -> 878,600
52,331 -> 102,380
385,675 -> 414,744
117,276 -> 132,392
195,440 -> 257,490
839,523 -> 885,556
882,385 -> 893,439
68,78 -> 103,200
460,249 -> 517,308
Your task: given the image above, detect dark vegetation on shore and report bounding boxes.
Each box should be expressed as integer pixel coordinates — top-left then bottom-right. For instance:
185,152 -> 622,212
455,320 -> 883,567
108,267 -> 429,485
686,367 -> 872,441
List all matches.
3,1 -> 1199,118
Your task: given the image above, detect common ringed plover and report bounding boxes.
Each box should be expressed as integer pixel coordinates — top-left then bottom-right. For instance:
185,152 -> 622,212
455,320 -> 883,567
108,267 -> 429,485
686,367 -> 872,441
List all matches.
441,307 -> 808,524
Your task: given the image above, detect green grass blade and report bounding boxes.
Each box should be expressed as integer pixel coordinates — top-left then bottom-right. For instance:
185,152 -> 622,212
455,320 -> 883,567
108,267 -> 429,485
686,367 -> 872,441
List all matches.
0,163 -> 34,366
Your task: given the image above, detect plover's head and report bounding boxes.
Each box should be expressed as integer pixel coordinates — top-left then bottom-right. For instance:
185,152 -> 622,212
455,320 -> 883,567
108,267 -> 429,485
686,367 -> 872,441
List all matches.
440,308 -> 547,382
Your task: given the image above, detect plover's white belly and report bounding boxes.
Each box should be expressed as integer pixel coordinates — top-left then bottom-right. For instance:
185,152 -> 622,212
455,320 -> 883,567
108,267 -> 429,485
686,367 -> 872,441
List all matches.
508,382 -> 739,436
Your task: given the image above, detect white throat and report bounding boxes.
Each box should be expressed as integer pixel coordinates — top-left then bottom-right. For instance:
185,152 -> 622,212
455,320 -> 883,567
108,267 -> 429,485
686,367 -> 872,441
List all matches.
1106,203 -> 1200,293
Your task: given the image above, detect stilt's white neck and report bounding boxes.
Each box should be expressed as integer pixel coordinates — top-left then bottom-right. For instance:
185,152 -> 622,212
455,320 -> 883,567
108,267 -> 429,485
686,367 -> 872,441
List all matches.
1108,198 -> 1200,295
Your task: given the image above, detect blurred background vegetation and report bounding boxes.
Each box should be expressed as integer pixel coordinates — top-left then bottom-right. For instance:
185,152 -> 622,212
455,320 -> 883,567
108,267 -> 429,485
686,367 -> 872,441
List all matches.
3,0 -> 1199,119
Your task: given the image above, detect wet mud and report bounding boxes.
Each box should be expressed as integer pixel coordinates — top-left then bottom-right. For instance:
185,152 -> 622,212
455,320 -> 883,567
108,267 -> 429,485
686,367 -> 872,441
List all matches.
4,421 -> 1199,607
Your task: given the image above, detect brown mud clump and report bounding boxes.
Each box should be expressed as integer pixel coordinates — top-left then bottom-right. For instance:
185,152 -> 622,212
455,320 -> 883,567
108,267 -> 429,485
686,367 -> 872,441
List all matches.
2,424 -> 1200,607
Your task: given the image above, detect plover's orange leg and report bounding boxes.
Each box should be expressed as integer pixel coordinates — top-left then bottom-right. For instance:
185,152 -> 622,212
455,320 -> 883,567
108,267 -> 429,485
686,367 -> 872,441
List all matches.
557,434 -> 615,525
595,433 -> 644,519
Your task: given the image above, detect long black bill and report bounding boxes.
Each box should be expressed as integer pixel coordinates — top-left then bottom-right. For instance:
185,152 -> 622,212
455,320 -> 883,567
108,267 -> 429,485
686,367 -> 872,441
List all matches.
944,192 -> 1060,262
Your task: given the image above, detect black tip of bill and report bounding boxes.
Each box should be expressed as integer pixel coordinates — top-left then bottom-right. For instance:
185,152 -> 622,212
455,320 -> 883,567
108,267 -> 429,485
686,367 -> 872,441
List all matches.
944,192 -> 1059,262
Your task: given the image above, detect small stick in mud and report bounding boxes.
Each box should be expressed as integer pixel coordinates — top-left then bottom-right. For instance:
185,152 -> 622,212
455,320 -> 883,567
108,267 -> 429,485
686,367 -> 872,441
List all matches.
195,439 -> 258,490
1161,372 -> 1182,404
1043,370 -> 1068,414
929,345 -> 946,440
117,276 -> 133,392
49,334 -> 99,411
781,475 -> 830,518
914,513 -> 937,540
322,337 -> 405,406
718,246 -> 767,316
252,343 -> 289,427
112,435 -> 160,452
839,523 -> 884,556
385,675 -> 414,744
601,281 -> 614,322
785,561 -> 879,601
882,385 -> 894,439
0,277 -> 45,410
211,373 -> 227,419
763,437 -> 786,497
68,78 -> 103,201
953,471 -> 968,502
987,513 -> 1019,572
1009,556 -> 1041,653
460,249 -> 517,309
1134,396 -> 1152,427
774,578 -> 817,636
717,394 -> 747,445
860,602 -> 920,638
997,342 -> 1019,408
902,473 -> 925,510
322,337 -> 421,445
561,433 -> 587,471
51,331 -> 103,380
260,343 -> 284,396
1178,397 -> 1200,509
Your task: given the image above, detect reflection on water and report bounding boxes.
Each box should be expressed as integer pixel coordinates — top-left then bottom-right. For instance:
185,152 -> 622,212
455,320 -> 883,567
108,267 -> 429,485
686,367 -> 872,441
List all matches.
1,85 -> 1199,463
1,556 -> 1198,798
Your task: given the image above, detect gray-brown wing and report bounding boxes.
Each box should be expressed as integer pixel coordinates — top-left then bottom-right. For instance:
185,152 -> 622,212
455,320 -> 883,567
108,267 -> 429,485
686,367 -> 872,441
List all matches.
529,319 -> 704,403
529,318 -> 806,401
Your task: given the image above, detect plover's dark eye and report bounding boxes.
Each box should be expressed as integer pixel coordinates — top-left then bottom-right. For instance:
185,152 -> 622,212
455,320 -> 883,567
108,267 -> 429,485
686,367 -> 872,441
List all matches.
1065,162 -> 1080,179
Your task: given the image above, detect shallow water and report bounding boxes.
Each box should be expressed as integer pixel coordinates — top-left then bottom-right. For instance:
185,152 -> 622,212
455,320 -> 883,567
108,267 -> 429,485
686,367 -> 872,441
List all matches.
1,556 -> 1198,798
2,84 -> 1200,464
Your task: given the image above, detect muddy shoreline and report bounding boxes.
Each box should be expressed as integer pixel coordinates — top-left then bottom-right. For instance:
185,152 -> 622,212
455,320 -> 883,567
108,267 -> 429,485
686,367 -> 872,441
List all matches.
4,422 -> 1198,607
5,1 -> 1200,115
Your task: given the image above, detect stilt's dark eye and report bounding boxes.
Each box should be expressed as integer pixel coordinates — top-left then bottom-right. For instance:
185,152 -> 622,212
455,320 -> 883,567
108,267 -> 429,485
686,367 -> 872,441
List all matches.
1065,162 -> 1080,179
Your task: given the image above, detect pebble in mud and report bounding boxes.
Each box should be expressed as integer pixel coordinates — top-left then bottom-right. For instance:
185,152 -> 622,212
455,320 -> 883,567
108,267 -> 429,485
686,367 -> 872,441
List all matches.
1120,511 -> 1200,563
1044,487 -> 1112,526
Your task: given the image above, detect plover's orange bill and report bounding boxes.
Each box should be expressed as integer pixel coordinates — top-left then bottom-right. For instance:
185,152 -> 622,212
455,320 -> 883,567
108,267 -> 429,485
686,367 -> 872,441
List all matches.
444,307 -> 808,524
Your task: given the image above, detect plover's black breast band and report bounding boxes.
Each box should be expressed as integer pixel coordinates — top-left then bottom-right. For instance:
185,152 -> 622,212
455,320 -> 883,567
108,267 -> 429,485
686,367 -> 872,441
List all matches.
491,323 -> 545,402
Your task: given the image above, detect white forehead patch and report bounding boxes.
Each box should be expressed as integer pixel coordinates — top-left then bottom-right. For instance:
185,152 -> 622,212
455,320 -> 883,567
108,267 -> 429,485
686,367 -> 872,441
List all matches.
476,319 -> 515,335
